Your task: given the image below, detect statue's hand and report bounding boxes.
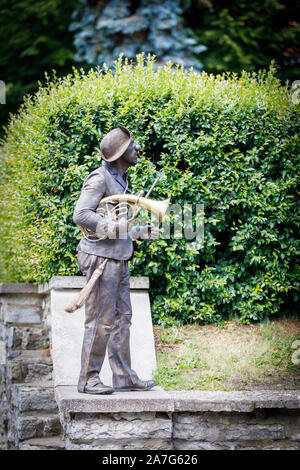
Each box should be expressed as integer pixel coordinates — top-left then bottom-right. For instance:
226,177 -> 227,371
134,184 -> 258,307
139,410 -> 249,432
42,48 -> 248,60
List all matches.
95,217 -> 132,239
115,217 -> 132,234
132,225 -> 161,241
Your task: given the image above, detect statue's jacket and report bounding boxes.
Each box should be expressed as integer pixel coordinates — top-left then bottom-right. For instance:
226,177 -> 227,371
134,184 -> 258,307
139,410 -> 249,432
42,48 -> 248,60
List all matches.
73,160 -> 139,260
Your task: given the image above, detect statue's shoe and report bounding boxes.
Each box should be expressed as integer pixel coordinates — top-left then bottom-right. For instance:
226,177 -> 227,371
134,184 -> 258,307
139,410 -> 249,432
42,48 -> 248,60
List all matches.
83,378 -> 114,395
115,379 -> 157,392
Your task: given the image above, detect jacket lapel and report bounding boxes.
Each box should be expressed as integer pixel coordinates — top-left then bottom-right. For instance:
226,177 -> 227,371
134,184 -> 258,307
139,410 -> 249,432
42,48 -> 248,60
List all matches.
102,161 -> 131,193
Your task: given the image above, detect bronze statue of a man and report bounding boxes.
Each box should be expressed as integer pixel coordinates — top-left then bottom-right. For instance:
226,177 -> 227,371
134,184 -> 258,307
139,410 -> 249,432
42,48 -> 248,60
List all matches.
73,125 -> 159,394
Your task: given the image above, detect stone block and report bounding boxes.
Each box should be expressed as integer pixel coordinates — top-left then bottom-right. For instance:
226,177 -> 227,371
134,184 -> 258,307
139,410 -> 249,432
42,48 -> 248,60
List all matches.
4,305 -> 42,325
12,384 -> 58,412
0,324 -> 5,340
6,327 -> 22,349
0,284 -> 39,295
0,364 -> 6,384
173,411 -> 290,441
7,350 -> 53,383
174,439 -> 236,450
235,439 -> 300,450
24,364 -> 52,383
174,438 -> 300,450
18,436 -> 65,450
66,412 -> 172,441
7,326 -> 49,350
171,390 -> 300,413
23,327 -> 49,350
65,438 -> 173,450
7,362 -> 23,383
55,386 -> 173,413
39,276 -> 149,293
16,413 -> 61,441
173,419 -> 285,441
3,294 -> 41,306
0,340 -> 5,365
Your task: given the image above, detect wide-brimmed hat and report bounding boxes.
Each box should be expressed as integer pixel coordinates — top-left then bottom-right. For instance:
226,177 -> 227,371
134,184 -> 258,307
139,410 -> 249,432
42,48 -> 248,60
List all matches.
96,125 -> 132,162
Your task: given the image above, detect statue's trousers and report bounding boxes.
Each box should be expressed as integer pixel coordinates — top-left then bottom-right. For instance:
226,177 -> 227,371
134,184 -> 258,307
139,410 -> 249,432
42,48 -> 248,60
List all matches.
77,251 -> 139,392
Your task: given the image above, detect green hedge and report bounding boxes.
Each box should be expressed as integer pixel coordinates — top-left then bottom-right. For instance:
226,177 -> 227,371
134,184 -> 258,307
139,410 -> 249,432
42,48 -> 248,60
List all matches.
0,55 -> 299,324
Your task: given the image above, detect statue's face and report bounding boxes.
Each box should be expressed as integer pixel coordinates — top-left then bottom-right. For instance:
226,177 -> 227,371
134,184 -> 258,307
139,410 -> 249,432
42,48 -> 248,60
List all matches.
122,140 -> 141,166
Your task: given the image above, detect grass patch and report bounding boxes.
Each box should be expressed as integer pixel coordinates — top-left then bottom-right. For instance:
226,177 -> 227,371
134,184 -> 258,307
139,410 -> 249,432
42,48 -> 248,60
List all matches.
153,318 -> 300,391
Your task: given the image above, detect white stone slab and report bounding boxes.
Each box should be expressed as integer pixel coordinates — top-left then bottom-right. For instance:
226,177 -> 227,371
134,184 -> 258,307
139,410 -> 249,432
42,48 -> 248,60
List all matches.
4,304 -> 42,324
55,387 -> 300,414
50,281 -> 157,387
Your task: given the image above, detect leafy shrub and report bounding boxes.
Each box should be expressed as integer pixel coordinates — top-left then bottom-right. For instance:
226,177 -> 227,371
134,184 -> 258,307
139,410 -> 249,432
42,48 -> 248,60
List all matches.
0,55 -> 299,325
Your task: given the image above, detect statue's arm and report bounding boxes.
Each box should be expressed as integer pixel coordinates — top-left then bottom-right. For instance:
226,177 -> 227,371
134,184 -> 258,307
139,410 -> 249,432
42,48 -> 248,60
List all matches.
73,172 -> 107,234
73,172 -> 129,238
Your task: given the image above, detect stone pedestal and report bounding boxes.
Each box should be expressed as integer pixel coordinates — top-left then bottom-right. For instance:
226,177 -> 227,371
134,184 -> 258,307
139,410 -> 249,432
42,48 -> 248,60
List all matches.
1,279 -> 300,450
55,388 -> 300,450
41,276 -> 156,388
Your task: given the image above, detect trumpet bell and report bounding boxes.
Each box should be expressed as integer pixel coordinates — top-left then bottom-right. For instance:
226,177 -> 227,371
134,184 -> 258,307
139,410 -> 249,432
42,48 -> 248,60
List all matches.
142,197 -> 170,223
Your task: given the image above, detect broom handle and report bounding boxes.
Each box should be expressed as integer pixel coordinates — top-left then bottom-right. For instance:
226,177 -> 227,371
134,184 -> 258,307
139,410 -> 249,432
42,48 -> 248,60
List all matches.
65,258 -> 108,313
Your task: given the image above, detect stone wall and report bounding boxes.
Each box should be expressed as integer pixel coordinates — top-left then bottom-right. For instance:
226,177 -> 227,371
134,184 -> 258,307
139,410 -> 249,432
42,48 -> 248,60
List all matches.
0,275 -> 155,450
1,278 -> 300,451
56,387 -> 300,450
0,283 -> 64,449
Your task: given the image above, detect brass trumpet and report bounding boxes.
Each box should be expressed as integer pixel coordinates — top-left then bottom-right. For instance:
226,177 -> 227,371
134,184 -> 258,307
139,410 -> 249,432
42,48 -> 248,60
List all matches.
96,194 -> 170,224
79,177 -> 170,237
